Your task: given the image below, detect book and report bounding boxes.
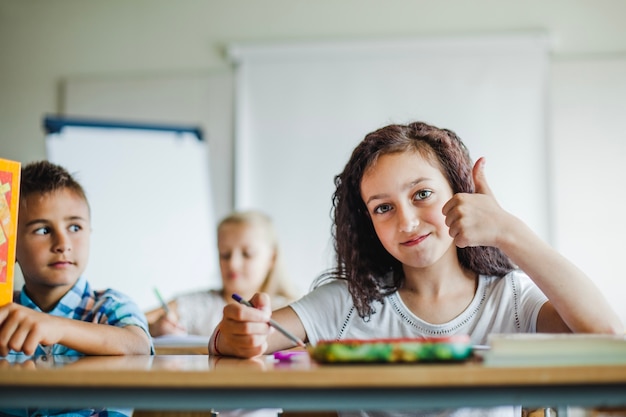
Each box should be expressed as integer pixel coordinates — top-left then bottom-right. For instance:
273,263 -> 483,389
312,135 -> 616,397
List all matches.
483,333 -> 626,367
0,158 -> 20,306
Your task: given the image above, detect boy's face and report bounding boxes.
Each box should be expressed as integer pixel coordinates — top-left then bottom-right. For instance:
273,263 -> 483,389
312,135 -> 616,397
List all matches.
16,188 -> 91,293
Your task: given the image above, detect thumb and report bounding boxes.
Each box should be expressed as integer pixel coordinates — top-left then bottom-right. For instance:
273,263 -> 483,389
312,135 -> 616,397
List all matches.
473,157 -> 494,196
249,292 -> 273,316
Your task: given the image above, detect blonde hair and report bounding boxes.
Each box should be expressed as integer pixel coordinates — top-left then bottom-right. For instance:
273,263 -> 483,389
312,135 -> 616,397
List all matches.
218,210 -> 298,302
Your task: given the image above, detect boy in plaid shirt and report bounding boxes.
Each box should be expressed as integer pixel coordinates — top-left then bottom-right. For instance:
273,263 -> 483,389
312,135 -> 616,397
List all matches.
0,160 -> 152,416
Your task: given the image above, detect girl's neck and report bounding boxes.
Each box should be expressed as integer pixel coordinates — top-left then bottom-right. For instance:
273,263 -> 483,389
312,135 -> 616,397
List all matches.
399,261 -> 478,324
401,253 -> 475,297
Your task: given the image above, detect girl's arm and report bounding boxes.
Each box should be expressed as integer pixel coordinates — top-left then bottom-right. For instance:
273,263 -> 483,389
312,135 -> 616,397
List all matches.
443,157 -> 623,334
497,214 -> 622,333
210,292 -> 306,358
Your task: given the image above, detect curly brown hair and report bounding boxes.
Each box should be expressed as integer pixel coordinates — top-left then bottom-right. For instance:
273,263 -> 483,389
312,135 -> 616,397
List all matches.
326,121 -> 515,318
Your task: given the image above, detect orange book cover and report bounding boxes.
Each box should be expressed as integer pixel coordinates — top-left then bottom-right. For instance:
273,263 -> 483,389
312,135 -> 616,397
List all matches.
0,158 -> 20,306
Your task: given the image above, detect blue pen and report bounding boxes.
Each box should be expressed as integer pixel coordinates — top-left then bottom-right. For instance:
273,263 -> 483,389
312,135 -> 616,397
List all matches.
232,293 -> 306,348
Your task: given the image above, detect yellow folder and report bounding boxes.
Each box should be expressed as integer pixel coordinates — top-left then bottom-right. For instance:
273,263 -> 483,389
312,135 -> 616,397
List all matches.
0,158 -> 20,305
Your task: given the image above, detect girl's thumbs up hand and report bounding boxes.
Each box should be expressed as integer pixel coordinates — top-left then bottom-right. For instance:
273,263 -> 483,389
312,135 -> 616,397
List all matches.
442,157 -> 513,249
472,157 -> 494,197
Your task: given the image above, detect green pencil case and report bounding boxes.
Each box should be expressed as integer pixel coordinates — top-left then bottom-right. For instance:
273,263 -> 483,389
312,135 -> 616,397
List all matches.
308,335 -> 472,363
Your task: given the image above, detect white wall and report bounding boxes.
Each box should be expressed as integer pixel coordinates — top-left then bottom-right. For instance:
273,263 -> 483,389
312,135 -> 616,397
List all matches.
3,0 -> 626,185
2,0 -> 626,322
550,57 -> 626,323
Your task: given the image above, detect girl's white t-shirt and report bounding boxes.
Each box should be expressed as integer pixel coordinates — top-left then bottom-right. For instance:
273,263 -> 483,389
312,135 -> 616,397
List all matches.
291,269 -> 547,346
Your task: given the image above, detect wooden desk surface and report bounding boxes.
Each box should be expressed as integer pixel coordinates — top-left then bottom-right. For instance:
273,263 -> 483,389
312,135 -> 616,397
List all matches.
1,355 -> 626,411
2,354 -> 626,387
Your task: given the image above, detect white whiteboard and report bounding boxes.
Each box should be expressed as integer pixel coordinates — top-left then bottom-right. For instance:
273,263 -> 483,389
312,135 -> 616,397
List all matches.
229,34 -> 550,295
45,118 -> 218,310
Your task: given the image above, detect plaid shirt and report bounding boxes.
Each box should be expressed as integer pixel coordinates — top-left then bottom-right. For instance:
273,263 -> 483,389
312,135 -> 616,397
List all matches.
2,276 -> 153,417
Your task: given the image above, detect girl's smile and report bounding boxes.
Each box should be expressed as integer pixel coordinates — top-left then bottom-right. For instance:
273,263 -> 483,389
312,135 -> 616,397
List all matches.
400,233 -> 430,247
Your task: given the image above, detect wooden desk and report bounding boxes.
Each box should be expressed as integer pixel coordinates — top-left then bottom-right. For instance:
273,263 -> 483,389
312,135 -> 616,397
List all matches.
1,354 -> 626,412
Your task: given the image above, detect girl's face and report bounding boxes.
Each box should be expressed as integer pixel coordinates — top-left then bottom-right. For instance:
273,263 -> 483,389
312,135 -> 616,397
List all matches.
16,189 -> 91,295
360,150 -> 456,270
217,222 -> 275,298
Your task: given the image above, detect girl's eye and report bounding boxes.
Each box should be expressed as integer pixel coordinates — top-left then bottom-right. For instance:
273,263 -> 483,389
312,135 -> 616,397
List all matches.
373,204 -> 392,215
69,224 -> 82,233
414,190 -> 432,201
34,227 -> 50,235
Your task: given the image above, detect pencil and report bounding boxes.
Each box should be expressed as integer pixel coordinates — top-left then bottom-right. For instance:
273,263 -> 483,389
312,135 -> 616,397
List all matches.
153,287 -> 170,315
231,293 -> 306,348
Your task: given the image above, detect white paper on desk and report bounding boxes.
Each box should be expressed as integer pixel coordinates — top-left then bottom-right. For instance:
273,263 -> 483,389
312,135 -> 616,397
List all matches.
152,334 -> 210,347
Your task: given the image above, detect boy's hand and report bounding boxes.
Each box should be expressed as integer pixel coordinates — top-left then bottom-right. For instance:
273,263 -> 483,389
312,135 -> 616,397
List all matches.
0,302 -> 152,356
0,303 -> 62,356
442,157 -> 515,249
215,292 -> 273,358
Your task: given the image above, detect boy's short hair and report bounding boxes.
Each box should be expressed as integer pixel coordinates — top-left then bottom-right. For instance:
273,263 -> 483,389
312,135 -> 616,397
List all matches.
20,160 -> 89,207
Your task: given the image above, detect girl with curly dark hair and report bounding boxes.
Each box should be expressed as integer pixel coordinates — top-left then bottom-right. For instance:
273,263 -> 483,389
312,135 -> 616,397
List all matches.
212,121 -> 621,360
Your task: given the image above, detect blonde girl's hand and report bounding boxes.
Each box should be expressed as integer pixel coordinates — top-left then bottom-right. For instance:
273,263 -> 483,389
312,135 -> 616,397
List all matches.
215,292 -> 273,358
442,157 -> 517,249
149,311 -> 187,337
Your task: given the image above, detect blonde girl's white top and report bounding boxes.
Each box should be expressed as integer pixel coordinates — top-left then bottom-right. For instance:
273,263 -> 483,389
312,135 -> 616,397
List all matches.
176,289 -> 291,336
